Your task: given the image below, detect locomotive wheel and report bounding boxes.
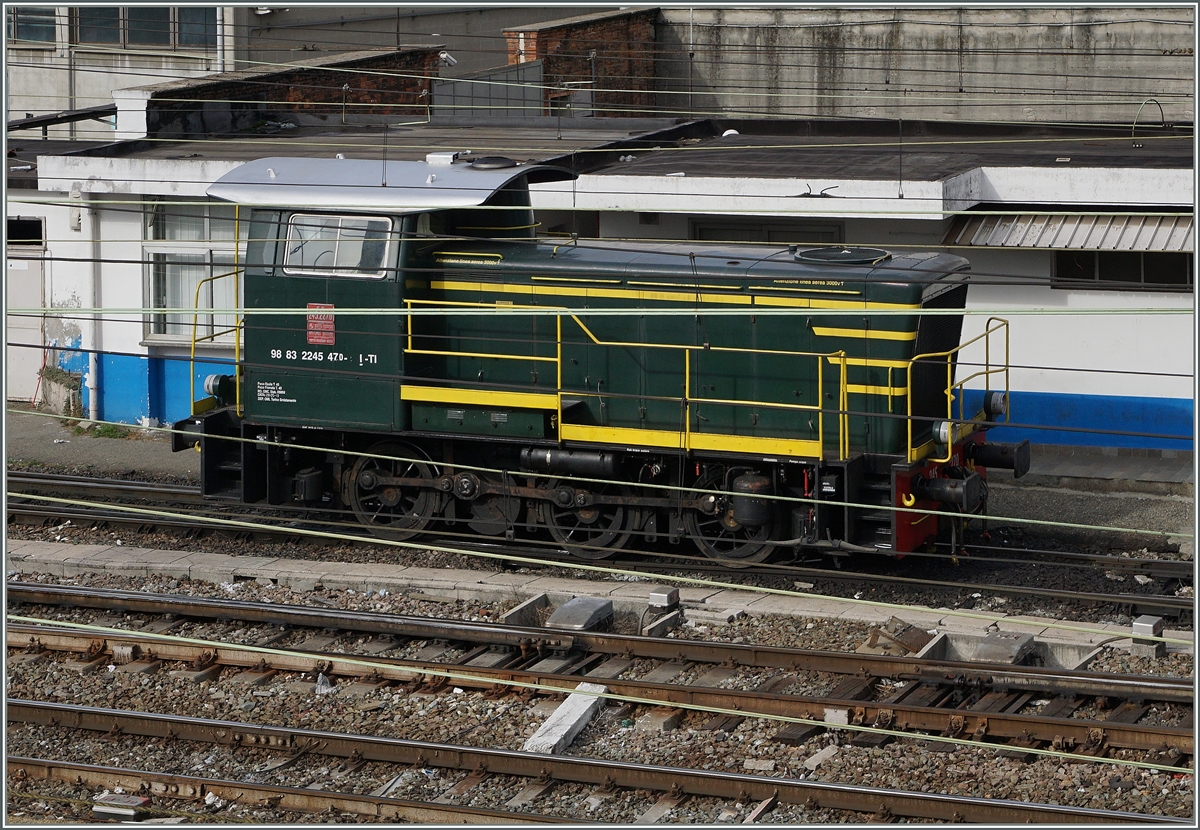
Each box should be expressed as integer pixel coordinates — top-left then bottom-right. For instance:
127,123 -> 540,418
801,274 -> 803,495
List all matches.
543,481 -> 636,560
348,442 -> 438,540
684,469 -> 776,566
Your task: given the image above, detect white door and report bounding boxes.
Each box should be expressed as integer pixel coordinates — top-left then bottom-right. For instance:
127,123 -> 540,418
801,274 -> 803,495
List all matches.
6,252 -> 45,402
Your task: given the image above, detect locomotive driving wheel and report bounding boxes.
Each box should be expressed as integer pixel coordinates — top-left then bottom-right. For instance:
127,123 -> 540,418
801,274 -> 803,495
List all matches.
684,468 -> 776,566
543,480 -> 637,560
347,442 -> 438,540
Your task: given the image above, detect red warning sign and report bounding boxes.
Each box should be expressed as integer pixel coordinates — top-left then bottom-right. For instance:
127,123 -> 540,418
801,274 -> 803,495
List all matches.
306,302 -> 335,345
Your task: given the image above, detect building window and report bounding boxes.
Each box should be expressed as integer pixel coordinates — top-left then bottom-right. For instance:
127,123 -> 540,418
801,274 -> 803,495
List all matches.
283,214 -> 393,278
690,219 -> 843,245
145,198 -> 241,340
6,7 -> 57,43
1054,250 -> 1193,291
6,216 -> 45,246
74,7 -> 216,50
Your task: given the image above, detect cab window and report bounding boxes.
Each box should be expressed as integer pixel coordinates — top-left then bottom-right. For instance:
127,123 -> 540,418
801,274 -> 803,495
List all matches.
283,213 -> 392,278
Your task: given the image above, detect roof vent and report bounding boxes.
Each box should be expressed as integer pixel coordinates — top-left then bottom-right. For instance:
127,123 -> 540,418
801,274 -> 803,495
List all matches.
470,156 -> 518,170
793,246 -> 891,265
426,151 -> 461,165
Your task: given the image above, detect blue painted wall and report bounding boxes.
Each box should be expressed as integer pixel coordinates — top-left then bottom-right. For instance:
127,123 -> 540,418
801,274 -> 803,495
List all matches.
98,354 -> 149,424
964,389 -> 1194,451
150,354 -> 234,424
53,347 -> 232,425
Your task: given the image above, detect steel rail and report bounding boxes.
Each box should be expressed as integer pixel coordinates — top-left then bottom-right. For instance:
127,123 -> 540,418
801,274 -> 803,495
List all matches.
6,756 -> 577,824
9,623 -> 1191,755
607,555 -> 1195,614
8,583 -> 1192,703
6,471 -> 202,499
7,702 -> 1185,825
8,474 -> 1191,615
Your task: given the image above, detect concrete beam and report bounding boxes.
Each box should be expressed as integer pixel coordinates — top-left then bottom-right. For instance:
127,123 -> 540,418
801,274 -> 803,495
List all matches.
522,681 -> 608,754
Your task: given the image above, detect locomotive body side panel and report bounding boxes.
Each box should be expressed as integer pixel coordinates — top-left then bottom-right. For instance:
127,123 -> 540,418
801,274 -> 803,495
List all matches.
416,241 -> 947,460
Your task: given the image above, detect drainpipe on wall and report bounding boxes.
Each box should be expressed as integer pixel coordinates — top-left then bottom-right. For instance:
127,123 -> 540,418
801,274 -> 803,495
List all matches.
216,7 -> 225,73
85,195 -> 102,423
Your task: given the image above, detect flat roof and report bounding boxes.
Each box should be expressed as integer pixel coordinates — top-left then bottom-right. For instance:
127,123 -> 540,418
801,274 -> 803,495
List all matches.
586,121 -> 1194,182
68,119 -> 677,166
8,139 -> 112,189
31,117 -> 1193,216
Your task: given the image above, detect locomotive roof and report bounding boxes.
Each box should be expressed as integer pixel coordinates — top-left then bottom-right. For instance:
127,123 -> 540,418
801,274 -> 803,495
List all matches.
206,156 -> 576,211
445,238 -> 971,283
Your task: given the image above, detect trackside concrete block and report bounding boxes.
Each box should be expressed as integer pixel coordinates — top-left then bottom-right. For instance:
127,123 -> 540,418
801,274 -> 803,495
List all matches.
636,707 -> 683,733
503,593 -> 549,627
522,682 -> 608,754
803,744 -> 838,771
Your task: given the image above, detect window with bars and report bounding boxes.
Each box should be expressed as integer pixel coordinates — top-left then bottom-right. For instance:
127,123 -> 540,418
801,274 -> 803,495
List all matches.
74,7 -> 215,49
145,198 -> 241,341
1053,251 -> 1193,291
6,7 -> 57,43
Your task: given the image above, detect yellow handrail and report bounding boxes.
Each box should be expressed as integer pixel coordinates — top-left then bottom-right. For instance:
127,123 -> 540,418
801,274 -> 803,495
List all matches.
188,265 -> 243,417
401,299 -> 854,459
906,317 -> 1009,463
186,206 -> 243,416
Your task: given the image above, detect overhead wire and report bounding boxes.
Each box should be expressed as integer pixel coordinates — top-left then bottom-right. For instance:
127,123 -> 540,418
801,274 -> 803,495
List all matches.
9,408 -> 1192,538
5,330 -> 1191,382
6,46 -> 1191,93
8,487 -> 1192,646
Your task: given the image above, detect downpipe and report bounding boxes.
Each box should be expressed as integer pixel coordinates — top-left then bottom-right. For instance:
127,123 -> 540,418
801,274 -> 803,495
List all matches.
85,195 -> 101,423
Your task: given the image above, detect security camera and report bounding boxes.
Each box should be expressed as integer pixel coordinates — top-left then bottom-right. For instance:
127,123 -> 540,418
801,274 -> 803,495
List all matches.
438,51 -> 458,67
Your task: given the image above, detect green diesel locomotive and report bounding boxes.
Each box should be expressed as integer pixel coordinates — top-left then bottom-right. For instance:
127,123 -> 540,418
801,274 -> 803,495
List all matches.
175,154 -> 1028,564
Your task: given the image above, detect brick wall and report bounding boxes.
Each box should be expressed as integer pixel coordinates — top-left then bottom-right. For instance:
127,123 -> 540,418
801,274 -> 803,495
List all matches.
145,48 -> 441,137
504,9 -> 658,117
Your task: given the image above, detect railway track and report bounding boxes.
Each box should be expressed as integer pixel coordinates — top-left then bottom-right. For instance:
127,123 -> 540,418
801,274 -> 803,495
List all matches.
10,584 -> 1193,760
8,703 -> 1184,825
8,756 -> 573,824
8,472 -> 1193,622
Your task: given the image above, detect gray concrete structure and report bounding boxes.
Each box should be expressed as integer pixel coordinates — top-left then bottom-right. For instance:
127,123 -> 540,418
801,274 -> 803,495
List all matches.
6,541 -> 1191,655
653,7 -> 1195,124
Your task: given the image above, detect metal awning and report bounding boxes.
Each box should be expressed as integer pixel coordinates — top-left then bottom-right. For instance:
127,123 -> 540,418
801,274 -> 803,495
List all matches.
942,213 -> 1193,252
207,156 -> 575,210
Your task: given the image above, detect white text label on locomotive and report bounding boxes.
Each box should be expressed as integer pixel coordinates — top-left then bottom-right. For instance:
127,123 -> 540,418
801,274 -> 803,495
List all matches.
774,278 -> 845,287
269,349 -> 350,362
256,381 -> 296,403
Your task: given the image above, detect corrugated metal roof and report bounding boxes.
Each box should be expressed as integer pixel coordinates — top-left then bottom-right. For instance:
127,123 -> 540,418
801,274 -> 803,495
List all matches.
943,213 -> 1193,252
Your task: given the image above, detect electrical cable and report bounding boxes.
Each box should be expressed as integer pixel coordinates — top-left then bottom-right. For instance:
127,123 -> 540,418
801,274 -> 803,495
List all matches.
9,408 -> 1191,540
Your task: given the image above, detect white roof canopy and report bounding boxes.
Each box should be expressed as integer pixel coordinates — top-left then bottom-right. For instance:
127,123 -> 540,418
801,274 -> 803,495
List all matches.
206,156 -> 575,211
943,213 -> 1193,252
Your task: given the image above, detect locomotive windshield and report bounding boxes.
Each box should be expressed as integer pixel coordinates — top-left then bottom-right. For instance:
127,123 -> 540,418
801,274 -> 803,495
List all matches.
283,213 -> 392,278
